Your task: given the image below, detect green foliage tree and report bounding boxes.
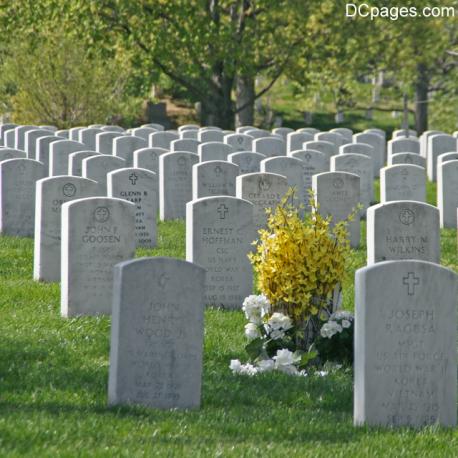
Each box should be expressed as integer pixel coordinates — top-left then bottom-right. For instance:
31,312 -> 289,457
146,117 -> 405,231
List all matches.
378,0 -> 458,133
289,0 -> 457,133
0,34 -> 130,128
0,0 -> 312,129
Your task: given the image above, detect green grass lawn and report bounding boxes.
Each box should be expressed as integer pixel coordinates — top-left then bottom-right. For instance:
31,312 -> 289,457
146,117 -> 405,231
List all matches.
0,182 -> 457,457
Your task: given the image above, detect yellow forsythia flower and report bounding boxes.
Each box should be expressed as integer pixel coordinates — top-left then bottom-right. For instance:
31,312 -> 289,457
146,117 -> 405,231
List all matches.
249,189 -> 354,327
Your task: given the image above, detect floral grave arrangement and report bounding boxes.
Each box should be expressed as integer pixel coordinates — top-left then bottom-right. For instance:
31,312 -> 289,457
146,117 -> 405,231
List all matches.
230,190 -> 357,376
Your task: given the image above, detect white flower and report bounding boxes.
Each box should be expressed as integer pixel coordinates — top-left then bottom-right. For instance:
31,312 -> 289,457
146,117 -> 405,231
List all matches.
332,310 -> 354,321
229,359 -> 242,373
257,359 -> 275,372
242,295 -> 271,324
320,320 -> 343,338
273,349 -> 299,369
269,329 -> 285,340
244,323 -> 261,340
239,363 -> 258,376
267,312 -> 293,331
341,319 -> 351,329
230,359 -> 259,376
317,370 -> 328,377
320,323 -> 331,338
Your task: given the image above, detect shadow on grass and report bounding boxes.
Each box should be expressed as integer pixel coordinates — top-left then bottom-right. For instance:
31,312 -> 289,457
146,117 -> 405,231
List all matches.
0,338 -> 358,437
1,333 -> 455,448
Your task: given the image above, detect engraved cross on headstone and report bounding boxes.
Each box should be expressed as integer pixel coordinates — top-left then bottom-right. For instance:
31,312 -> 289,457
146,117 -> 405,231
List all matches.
217,204 -> 229,219
129,173 -> 138,185
402,272 -> 420,296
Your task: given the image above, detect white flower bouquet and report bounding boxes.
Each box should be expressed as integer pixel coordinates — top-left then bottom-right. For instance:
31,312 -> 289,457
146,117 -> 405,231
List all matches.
229,295 -> 316,376
230,296 -> 355,376
315,310 -> 354,365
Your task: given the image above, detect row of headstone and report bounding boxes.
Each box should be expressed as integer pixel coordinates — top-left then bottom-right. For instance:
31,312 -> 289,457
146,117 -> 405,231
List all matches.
2,123 -> 458,419
390,129 -> 458,182
2,123 -> 453,198
2,121 -> 457,231
355,127 -> 457,427
3,143 -> 456,258
54,166 -> 367,317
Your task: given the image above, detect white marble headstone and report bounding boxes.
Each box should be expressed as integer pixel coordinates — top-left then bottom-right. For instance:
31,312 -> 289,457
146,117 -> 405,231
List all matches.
286,131 -> 314,153
260,156 -> 306,210
312,171 -> 361,247
108,257 -> 206,409
427,134 -> 457,182
95,131 -> 124,155
133,147 -> 167,175
149,131 -> 179,149
198,142 -> 233,162
192,160 -> 238,199
0,159 -> 46,237
79,128 -> 104,150
113,136 -> 147,167
367,200 -> 440,264
170,139 -> 200,154
380,165 -> 426,203
331,153 -> 373,212
303,140 -> 336,167
107,167 -> 158,248
49,140 -> 87,176
224,133 -> 253,152
159,151 -> 198,220
253,137 -> 285,157
0,148 -> 27,162
389,153 -> 426,168
437,159 -> 458,228
82,155 -> 126,193
186,196 -> 254,309
68,151 -> 101,176
34,176 -> 101,282
61,197 -> 136,317
354,260 -> 457,427
227,152 -> 265,174
236,172 -> 288,231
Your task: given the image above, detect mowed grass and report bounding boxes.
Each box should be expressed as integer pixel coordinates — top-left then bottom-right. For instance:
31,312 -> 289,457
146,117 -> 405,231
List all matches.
0,182 -> 457,457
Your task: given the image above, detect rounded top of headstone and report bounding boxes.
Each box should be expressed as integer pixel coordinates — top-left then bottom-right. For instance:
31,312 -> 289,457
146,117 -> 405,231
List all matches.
368,199 -> 439,215
188,194 -> 254,209
134,146 -> 168,155
313,170 -> 360,183
107,166 -> 157,178
62,195 -> 136,210
236,171 -> 288,181
381,163 -> 426,173
114,256 -> 206,276
36,174 -> 99,187
356,258 -> 457,278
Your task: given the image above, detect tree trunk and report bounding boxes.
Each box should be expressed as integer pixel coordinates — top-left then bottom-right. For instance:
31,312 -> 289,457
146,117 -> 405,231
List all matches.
415,63 -> 429,135
200,76 -> 235,129
235,75 -> 255,127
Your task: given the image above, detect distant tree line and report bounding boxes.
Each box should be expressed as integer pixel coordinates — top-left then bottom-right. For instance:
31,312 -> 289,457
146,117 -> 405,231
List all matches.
0,0 -> 456,132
